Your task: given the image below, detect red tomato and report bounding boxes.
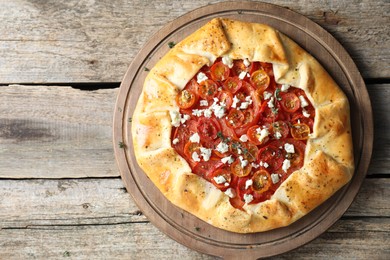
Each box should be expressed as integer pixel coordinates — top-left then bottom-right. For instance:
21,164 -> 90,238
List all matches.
252,169 -> 272,194
231,60 -> 248,77
291,113 -> 314,131
176,89 -> 197,109
247,125 -> 270,146
282,138 -> 306,172
270,121 -> 290,139
209,167 -> 232,190
290,123 -> 311,140
197,117 -> 220,145
250,69 -> 270,92
193,158 -> 224,180
184,78 -> 200,93
235,176 -> 252,200
210,61 -> 230,82
257,144 -> 284,171
280,92 -> 300,113
260,62 -> 274,76
260,101 -> 280,123
226,109 -> 244,128
229,194 -> 245,210
242,142 -> 259,163
197,79 -> 218,100
223,76 -> 242,93
217,90 -> 233,109
171,120 -> 197,157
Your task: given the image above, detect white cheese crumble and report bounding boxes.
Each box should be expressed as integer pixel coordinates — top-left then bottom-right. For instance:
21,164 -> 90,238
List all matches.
169,110 -> 181,127
245,179 -> 253,189
245,96 -> 253,104
263,162 -> 269,168
243,194 -> 254,204
243,58 -> 251,67
192,152 -> 200,162
282,159 -> 291,172
267,97 -> 275,108
232,95 -> 240,108
263,91 -> 272,100
238,71 -> 247,80
221,155 -> 234,164
203,108 -> 212,118
239,134 -> 249,143
197,72 -> 208,83
216,141 -> 229,154
192,109 -> 203,117
189,133 -> 200,143
200,147 -> 212,161
299,95 -> 309,108
224,188 -> 235,198
239,156 -> 248,168
222,56 -> 233,68
281,84 -> 290,92
274,131 -> 282,139
284,143 -> 295,154
271,173 -> 280,184
180,114 -> 190,124
213,175 -> 227,184
302,108 -> 311,118
251,162 -> 260,168
256,127 -> 269,143
213,103 -> 226,118
172,138 -> 179,145
199,100 -> 208,107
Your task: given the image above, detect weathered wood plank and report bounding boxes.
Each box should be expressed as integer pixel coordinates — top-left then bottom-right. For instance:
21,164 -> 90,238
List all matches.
0,84 -> 388,178
0,178 -> 388,258
0,0 -> 388,83
0,178 -> 388,229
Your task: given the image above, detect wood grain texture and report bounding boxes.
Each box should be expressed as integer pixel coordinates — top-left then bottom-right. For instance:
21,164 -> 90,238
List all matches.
0,84 -> 388,179
0,178 -> 388,259
0,0 -> 388,84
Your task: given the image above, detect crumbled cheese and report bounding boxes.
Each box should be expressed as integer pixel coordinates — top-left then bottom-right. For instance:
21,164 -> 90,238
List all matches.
267,97 -> 275,108
271,173 -> 280,184
245,96 -> 253,104
203,108 -> 212,118
239,156 -> 248,168
274,131 -> 282,139
197,72 -> 208,83
189,133 -> 200,143
172,138 -> 179,145
281,84 -> 290,92
302,108 -> 311,118
200,147 -> 212,161
263,91 -> 272,100
192,109 -> 203,117
222,56 -> 233,68
243,58 -> 250,67
263,162 -> 269,168
245,179 -> 253,189
169,110 -> 181,127
192,152 -> 200,162
251,162 -> 260,168
243,194 -> 254,204
213,103 -> 226,118
232,95 -> 240,108
224,188 -> 235,198
256,127 -> 269,143
216,142 -> 229,154
282,159 -> 291,172
180,114 -> 190,124
213,175 -> 227,184
284,143 -> 295,154
221,155 -> 234,164
199,100 -> 208,107
239,134 -> 249,143
238,71 -> 247,80
240,101 -> 249,109
299,95 -> 309,108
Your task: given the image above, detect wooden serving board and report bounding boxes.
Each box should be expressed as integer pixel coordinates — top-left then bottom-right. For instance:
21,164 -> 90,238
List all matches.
113,2 -> 373,258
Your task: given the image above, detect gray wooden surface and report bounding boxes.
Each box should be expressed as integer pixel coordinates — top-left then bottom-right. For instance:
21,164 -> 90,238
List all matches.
1,0 -> 389,259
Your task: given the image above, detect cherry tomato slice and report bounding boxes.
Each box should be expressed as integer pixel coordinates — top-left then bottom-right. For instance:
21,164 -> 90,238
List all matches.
210,167 -> 232,190
197,79 -> 218,100
250,69 -> 270,92
183,141 -> 201,164
223,77 -> 242,93
247,125 -> 270,146
291,113 -> 314,131
197,117 -> 220,145
280,92 -> 300,113
210,61 -> 230,82
172,120 -> 197,156
290,123 -> 311,140
242,142 -> 259,163
231,60 -> 248,77
217,90 -> 233,109
226,109 -> 244,128
176,89 -> 197,109
252,169 -> 272,194
270,121 -> 290,139
230,158 -> 252,177
257,144 -> 284,171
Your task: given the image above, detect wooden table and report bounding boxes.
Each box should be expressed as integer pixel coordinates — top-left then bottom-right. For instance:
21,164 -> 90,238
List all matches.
1,0 -> 388,259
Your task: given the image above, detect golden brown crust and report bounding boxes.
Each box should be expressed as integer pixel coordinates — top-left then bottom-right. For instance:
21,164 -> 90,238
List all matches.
131,18 -> 354,233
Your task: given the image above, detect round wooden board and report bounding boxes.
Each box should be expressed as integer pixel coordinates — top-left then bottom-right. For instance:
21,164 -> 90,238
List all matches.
113,2 -> 373,259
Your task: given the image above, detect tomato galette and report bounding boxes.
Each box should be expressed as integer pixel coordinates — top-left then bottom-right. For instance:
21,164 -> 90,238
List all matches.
131,18 -> 354,233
